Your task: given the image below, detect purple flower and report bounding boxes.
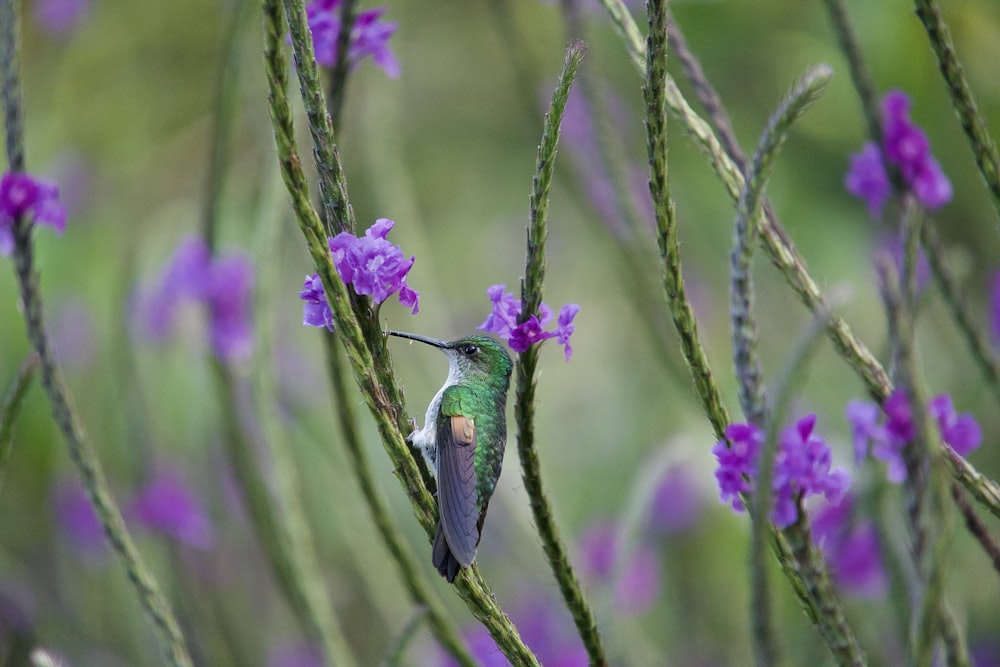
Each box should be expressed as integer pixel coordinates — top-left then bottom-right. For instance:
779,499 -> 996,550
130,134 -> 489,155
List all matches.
52,480 -> 106,560
844,90 -> 952,216
929,394 -> 982,457
133,236 -> 254,361
328,218 -> 419,311
441,592 -> 587,667
299,274 -> 334,331
847,390 -> 981,482
33,0 -> 91,36
811,496 -> 886,598
478,285 -> 579,360
207,255 -> 254,362
130,468 -> 213,549
0,172 -> 66,254
648,466 -> 702,535
713,415 -> 850,528
845,143 -> 890,218
306,0 -> 399,78
578,521 -> 661,615
267,642 -> 323,667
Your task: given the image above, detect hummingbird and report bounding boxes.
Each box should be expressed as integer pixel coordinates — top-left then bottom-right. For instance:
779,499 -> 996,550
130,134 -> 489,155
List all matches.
386,330 -> 513,582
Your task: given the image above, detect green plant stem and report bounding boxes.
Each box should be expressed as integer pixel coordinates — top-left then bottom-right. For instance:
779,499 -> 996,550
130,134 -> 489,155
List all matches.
920,224 -> 1000,404
262,4 -> 539,662
212,361 -> 358,667
281,0 -> 355,234
378,606 -> 429,667
515,41 -> 606,667
320,335 -> 476,667
950,482 -> 1000,576
1,1 -> 193,663
946,447 -> 1000,521
914,0 -> 1000,224
734,64 -> 835,667
326,0 -> 357,135
600,0 -> 892,403
0,353 -> 39,499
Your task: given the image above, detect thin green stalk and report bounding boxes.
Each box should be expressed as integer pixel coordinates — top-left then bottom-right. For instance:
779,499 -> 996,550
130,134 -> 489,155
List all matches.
946,447 -> 1000,521
212,362 -> 358,667
516,41 -> 606,667
320,335 -> 476,667
733,65 -> 835,667
282,0 -> 355,234
2,1 -> 192,664
600,0 -> 893,403
0,353 -> 39,499
377,607 -> 429,667
919,224 -> 1000,405
262,3 -> 538,662
950,482 -> 1000,576
820,0 -> 883,149
914,0 -> 1000,224
326,0 -> 358,135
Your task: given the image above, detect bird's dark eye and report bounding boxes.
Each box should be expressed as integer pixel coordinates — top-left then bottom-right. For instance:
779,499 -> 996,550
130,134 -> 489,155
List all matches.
461,344 -> 478,355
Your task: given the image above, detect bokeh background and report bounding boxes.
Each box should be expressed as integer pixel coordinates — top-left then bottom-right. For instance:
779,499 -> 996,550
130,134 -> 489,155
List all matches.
3,0 -> 1000,664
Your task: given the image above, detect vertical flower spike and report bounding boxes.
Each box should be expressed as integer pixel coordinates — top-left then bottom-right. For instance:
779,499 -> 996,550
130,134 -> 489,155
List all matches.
305,0 -> 399,77
0,171 -> 66,254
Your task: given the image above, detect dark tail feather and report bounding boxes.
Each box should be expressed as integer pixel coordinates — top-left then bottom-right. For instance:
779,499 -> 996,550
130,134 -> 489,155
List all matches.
432,523 -> 462,583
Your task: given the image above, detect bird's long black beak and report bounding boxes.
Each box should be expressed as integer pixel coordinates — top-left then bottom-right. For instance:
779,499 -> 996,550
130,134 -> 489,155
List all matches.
385,330 -> 448,348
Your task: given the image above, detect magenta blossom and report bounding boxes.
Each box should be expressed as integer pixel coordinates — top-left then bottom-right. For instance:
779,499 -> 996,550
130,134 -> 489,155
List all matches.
305,0 -> 399,77
133,235 -> 255,362
300,219 -> 419,331
847,389 -> 981,482
478,285 -> 579,360
845,90 -> 952,217
713,415 -> 850,528
129,468 -> 213,549
0,171 -> 66,255
578,520 -> 661,615
811,496 -> 887,598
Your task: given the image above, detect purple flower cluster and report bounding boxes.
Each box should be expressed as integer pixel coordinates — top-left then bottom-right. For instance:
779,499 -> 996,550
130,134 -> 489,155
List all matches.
578,520 -> 661,615
478,285 -> 580,360
847,390 -> 981,483
845,90 -> 952,217
53,468 -> 213,560
33,0 -> 91,36
0,171 -> 66,255
300,218 -> 419,330
133,236 -> 254,362
713,415 -> 850,528
811,496 -> 886,598
305,0 -> 399,77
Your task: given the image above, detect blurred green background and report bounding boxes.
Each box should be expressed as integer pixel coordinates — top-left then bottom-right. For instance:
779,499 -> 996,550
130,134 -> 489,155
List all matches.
3,0 -> 1000,664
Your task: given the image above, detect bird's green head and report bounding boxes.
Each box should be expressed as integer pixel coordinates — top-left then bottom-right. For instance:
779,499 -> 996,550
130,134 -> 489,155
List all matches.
387,331 -> 513,387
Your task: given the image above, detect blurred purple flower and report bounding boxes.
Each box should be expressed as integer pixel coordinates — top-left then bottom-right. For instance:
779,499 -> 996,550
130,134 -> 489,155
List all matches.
478,285 -> 579,360
0,172 -> 66,255
33,0 -> 91,36
133,236 -> 254,361
848,390 -> 980,482
50,299 -> 95,368
845,143 -> 890,218
442,592 -> 587,667
207,255 -> 254,362
648,466 -> 702,535
299,274 -> 334,331
713,415 -> 850,528
578,521 -> 661,615
845,90 -> 952,216
328,218 -> 419,311
52,480 -> 106,559
811,496 -> 886,598
306,0 -> 399,77
130,468 -> 213,549
267,642 -> 323,667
